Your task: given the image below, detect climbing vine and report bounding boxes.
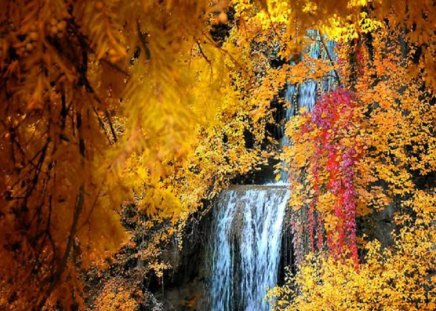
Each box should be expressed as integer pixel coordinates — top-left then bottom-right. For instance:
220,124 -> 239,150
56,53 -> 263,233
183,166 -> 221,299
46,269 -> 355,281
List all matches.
285,89 -> 361,263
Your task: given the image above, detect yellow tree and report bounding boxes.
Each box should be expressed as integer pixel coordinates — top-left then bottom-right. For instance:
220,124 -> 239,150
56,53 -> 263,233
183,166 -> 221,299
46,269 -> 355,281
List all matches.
257,0 -> 436,309
0,0 -> 246,309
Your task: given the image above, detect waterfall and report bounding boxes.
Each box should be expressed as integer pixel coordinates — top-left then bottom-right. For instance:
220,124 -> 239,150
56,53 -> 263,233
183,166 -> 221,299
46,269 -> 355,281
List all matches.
208,31 -> 336,311
210,185 -> 290,311
280,31 -> 337,182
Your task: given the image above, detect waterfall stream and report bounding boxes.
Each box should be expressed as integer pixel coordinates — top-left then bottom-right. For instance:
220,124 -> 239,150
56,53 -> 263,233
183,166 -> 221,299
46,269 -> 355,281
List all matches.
208,32 -> 336,311
210,185 -> 290,311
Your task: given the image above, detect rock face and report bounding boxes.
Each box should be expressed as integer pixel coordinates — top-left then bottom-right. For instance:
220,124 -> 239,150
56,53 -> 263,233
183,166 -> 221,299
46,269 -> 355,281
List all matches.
358,201 -> 396,247
157,211 -> 212,311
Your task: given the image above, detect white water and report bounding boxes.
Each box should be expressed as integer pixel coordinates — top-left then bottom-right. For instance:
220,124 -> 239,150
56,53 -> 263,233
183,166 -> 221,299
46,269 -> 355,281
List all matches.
210,185 -> 290,311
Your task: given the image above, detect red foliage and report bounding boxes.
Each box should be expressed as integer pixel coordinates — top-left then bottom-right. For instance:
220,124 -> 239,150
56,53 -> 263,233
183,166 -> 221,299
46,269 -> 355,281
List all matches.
309,89 -> 360,264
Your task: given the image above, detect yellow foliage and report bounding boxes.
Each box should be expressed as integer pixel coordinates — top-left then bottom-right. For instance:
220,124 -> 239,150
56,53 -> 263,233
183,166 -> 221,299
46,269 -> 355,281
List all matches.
0,0 -> 251,308
268,193 -> 435,311
266,1 -> 435,309
282,21 -> 435,225
94,279 -> 138,311
0,0 -> 434,309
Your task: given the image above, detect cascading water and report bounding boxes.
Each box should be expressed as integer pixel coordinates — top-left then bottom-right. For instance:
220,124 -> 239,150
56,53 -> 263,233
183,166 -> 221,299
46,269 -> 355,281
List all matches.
284,31 -> 336,119
210,185 -> 290,311
208,31 -> 336,311
280,31 -> 336,181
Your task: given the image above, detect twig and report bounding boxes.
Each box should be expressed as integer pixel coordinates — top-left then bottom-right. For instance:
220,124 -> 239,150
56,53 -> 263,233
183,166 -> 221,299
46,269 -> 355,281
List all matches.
196,41 -> 211,65
137,20 -> 151,61
318,31 -> 342,86
92,106 -> 112,144
100,58 -> 130,77
37,112 -> 86,309
37,184 -> 84,309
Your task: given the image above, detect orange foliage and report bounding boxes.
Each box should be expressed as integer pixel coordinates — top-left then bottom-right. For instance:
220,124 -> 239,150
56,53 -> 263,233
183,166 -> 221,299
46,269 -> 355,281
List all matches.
0,0 -> 434,309
0,0 -> 240,309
